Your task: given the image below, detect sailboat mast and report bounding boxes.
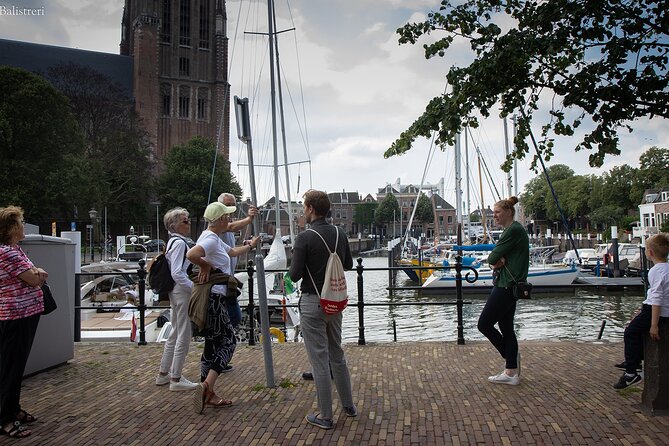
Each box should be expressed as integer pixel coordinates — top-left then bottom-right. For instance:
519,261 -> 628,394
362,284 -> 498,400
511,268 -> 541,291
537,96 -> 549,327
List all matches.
464,129 -> 471,235
271,11 -> 296,242
454,133 -> 463,225
503,117 -> 512,197
267,0 -> 281,235
512,114 -> 519,196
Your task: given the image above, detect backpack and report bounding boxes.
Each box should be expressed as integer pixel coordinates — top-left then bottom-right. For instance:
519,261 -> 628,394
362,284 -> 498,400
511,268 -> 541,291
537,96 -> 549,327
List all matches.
147,237 -> 185,300
306,227 -> 348,315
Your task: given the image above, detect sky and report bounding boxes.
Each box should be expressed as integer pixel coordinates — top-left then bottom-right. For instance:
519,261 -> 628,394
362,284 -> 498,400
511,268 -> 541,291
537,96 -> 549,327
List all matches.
1,0 -> 666,211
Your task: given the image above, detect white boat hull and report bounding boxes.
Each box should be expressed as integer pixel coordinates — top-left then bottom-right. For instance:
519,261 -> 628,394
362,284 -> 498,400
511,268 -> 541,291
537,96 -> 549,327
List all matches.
422,265 -> 578,288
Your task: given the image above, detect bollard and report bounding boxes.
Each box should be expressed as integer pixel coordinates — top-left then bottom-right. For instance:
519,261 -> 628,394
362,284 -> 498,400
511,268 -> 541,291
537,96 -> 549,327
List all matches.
642,324 -> 669,413
392,319 -> 397,342
597,320 -> 606,340
137,259 -> 147,345
74,274 -> 81,342
357,258 -> 366,345
455,224 -> 465,345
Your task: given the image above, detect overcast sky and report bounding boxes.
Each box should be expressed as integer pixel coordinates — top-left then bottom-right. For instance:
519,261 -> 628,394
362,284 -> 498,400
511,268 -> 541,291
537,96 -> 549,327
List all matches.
1,0 -> 665,211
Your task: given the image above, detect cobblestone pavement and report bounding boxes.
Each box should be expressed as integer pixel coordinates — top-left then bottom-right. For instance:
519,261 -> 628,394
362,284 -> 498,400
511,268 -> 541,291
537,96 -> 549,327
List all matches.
12,341 -> 669,445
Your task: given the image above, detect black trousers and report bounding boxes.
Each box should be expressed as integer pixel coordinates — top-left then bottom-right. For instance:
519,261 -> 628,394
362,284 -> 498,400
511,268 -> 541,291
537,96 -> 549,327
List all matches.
623,304 -> 668,374
477,287 -> 518,369
0,313 -> 40,426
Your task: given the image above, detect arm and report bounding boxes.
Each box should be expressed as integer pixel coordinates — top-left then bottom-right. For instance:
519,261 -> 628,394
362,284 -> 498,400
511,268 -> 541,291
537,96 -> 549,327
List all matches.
186,245 -> 212,284
650,305 -> 661,341
488,224 -> 518,265
227,205 -> 258,232
288,235 -> 306,282
341,229 -> 354,270
18,266 -> 48,288
168,240 -> 192,291
228,236 -> 260,257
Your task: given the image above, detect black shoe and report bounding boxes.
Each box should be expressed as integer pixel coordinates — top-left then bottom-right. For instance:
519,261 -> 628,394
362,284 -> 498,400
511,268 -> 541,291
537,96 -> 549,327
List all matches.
613,373 -> 642,389
222,364 -> 233,373
302,371 -> 313,380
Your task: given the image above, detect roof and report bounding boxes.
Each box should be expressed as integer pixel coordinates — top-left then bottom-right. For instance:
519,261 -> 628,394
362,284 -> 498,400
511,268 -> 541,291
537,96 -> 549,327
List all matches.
0,38 -> 133,97
431,194 -> 455,211
327,192 -> 361,204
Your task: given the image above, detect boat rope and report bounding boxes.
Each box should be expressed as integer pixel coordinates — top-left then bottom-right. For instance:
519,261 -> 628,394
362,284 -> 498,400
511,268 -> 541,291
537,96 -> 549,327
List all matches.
519,107 -> 580,262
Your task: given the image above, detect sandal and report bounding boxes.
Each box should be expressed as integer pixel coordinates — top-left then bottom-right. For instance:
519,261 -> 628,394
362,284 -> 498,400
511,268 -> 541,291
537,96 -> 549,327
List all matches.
193,381 -> 208,415
15,410 -> 37,424
1,421 -> 31,438
206,392 -> 232,407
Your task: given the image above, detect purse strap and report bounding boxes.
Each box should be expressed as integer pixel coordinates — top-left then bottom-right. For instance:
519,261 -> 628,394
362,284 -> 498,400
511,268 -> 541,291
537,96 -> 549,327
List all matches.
503,264 -> 519,283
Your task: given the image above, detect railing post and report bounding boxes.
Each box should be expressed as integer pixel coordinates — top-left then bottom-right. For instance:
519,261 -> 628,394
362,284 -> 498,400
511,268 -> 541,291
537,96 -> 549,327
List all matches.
247,260 -> 256,346
137,259 -> 147,345
356,258 -> 366,345
417,248 -> 423,286
74,273 -> 81,342
387,248 -> 393,296
455,224 -> 465,345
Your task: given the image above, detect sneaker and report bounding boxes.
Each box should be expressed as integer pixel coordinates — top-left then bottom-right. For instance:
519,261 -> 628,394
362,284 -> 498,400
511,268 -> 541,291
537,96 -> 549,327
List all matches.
221,364 -> 233,373
305,414 -> 333,430
488,371 -> 520,386
302,371 -> 314,380
343,406 -> 358,417
613,373 -> 642,389
155,374 -> 170,386
169,377 -> 198,391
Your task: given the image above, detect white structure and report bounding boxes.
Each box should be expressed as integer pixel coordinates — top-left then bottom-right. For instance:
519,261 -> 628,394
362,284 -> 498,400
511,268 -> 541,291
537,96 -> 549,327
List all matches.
636,187 -> 669,238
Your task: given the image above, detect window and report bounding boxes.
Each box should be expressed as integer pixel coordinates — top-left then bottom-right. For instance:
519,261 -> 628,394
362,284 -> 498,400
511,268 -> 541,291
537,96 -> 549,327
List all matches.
199,2 -> 210,49
178,86 -> 190,118
160,83 -> 171,116
179,57 -> 190,76
179,0 -> 191,46
447,216 -> 452,223
662,192 -> 669,202
196,87 -> 209,120
160,0 -> 171,43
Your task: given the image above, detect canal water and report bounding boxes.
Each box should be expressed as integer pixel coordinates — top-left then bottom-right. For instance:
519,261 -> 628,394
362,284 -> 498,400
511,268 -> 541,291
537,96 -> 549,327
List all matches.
339,256 -> 644,344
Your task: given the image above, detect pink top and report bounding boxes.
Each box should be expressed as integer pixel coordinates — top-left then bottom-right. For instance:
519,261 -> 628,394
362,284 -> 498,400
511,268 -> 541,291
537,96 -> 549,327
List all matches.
0,245 -> 43,320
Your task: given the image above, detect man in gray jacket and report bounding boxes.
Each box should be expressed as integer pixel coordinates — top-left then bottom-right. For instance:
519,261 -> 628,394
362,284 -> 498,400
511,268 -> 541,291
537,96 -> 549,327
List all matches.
288,189 -> 356,429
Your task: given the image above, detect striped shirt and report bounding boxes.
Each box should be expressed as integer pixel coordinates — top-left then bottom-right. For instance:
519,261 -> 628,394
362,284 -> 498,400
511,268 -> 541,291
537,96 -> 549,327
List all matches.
0,245 -> 44,320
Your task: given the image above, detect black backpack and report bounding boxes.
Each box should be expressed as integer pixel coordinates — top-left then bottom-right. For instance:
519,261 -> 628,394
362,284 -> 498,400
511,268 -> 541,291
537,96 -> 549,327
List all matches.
147,238 -> 185,299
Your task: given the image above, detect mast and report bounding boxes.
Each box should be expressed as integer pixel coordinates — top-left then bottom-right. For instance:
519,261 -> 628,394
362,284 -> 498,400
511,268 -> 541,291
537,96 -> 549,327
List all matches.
512,114 -> 519,196
503,117 -> 512,197
454,133 -> 463,225
464,129 -> 471,237
271,6 -> 296,242
267,0 -> 281,237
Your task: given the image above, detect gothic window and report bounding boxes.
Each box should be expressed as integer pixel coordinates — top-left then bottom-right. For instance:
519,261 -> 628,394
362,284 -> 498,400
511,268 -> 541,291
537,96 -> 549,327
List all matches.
161,83 -> 171,117
160,0 -> 171,43
199,2 -> 210,49
197,87 -> 209,120
178,86 -> 191,118
179,0 -> 191,46
179,57 -> 190,76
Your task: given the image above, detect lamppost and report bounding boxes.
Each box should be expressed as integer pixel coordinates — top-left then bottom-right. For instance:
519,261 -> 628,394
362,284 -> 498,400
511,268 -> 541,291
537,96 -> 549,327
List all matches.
88,208 -> 98,263
150,201 -> 161,240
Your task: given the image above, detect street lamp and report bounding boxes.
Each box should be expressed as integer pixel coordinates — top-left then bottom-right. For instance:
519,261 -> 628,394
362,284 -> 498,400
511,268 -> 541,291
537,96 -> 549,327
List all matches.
150,201 -> 161,240
88,208 -> 98,263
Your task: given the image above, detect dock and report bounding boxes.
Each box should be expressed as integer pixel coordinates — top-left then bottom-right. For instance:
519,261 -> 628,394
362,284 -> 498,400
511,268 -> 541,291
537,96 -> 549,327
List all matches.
19,341 -> 668,445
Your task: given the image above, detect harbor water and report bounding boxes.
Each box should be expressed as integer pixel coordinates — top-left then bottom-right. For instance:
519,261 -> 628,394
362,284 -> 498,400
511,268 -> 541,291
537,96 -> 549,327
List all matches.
339,256 -> 643,344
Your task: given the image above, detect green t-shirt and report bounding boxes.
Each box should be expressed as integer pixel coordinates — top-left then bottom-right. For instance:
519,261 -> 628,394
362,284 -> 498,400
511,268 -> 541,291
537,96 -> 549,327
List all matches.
487,221 -> 530,288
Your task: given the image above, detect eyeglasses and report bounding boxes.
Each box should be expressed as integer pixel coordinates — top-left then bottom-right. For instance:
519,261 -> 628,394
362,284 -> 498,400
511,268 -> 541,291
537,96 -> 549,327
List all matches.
181,219 -> 191,224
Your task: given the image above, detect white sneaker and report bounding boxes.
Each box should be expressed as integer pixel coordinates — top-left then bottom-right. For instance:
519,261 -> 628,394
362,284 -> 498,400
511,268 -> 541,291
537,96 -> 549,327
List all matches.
488,371 -> 520,386
155,374 -> 170,386
170,377 -> 198,391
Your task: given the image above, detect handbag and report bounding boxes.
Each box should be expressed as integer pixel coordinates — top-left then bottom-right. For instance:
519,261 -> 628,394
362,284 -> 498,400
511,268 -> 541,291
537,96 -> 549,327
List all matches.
41,283 -> 58,315
504,265 -> 532,300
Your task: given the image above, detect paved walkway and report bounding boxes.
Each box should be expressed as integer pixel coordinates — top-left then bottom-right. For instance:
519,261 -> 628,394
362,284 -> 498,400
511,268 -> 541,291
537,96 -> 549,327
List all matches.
15,341 -> 669,445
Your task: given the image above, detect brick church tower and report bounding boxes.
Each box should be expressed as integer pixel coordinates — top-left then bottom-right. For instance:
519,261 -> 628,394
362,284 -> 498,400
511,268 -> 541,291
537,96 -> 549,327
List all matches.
120,0 -> 230,163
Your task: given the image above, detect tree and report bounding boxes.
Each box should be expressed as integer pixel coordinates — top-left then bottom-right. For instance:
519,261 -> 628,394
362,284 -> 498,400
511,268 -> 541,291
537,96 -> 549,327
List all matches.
415,193 -> 434,225
387,1 -> 669,171
638,147 -> 669,189
520,165 -> 574,220
354,202 -> 378,232
0,67 -> 93,221
375,193 -> 400,234
157,137 -> 241,227
45,63 -> 154,222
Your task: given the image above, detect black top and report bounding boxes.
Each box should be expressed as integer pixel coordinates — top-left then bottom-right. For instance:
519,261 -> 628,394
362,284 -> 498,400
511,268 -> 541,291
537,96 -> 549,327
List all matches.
289,218 -> 353,294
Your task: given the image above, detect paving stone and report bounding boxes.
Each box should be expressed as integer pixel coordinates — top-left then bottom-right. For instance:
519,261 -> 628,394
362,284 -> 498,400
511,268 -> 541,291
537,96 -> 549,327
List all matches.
13,341 -> 669,445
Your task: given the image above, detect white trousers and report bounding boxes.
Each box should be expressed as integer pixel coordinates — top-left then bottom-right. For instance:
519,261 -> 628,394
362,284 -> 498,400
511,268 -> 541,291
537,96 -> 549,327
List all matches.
158,285 -> 192,379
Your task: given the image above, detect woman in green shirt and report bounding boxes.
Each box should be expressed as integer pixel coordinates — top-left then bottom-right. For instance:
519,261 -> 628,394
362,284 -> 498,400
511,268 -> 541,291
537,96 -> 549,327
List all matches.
477,196 -> 529,386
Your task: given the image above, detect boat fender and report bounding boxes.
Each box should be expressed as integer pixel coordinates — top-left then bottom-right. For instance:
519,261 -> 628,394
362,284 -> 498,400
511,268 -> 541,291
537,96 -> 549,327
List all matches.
260,327 -> 286,343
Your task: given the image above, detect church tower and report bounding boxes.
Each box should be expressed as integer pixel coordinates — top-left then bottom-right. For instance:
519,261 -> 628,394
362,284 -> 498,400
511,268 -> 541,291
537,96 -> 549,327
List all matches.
120,0 -> 230,163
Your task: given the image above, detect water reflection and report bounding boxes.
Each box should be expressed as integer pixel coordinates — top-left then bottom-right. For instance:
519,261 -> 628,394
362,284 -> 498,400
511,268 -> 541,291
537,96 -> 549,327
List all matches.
341,257 -> 643,344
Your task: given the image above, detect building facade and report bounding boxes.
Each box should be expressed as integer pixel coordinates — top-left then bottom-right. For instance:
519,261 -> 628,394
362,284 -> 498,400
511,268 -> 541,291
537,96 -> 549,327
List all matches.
120,0 -> 229,162
636,187 -> 669,238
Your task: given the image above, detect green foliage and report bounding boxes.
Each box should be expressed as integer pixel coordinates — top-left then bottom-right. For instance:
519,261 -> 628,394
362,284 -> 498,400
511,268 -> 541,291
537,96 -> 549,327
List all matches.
661,220 -> 669,233
375,193 -> 400,226
468,213 -> 480,223
415,193 -> 434,224
389,1 -> 669,171
354,202 -> 378,226
0,66 -> 92,221
157,137 -> 242,222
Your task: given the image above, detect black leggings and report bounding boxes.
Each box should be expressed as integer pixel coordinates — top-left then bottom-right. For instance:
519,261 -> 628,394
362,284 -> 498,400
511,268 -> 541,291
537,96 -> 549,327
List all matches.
477,287 -> 518,369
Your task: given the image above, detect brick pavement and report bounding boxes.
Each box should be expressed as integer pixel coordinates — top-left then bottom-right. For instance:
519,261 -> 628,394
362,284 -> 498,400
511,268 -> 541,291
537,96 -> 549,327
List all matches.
11,341 -> 669,445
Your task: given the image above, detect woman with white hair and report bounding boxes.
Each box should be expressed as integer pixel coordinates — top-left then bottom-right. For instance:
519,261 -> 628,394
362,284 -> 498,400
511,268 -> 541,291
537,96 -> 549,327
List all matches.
187,202 -> 258,413
155,207 -> 198,391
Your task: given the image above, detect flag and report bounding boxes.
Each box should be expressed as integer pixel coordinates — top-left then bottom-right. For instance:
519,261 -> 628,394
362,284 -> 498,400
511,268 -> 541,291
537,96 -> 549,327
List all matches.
130,313 -> 137,342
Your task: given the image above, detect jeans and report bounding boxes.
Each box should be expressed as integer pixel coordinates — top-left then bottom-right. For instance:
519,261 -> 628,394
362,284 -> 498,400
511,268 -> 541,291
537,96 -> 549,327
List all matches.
159,285 -> 192,379
477,286 -> 518,369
